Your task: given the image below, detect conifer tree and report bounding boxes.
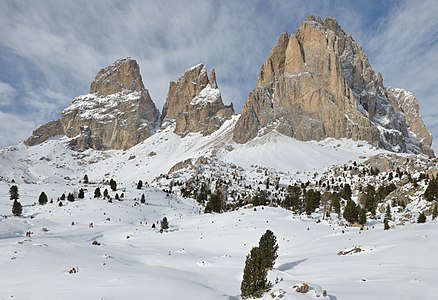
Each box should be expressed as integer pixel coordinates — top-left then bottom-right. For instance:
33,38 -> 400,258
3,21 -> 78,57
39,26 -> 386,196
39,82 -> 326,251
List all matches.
137,180 -> 143,189
432,204 -> 438,220
383,218 -> 390,230
115,193 -> 119,200
331,192 -> 341,214
161,217 -> 169,230
110,179 -> 117,191
424,178 -> 438,201
358,207 -> 367,225
94,187 -> 101,198
83,174 -> 89,184
38,192 -> 48,205
78,188 -> 85,199
258,230 -> 278,270
140,194 -> 145,204
240,247 -> 269,299
9,185 -> 19,201
103,188 -> 109,199
12,200 -> 22,216
417,212 -> 427,223
60,193 -> 66,201
385,204 -> 392,220
340,183 -> 352,200
67,193 -> 75,202
343,199 -> 358,223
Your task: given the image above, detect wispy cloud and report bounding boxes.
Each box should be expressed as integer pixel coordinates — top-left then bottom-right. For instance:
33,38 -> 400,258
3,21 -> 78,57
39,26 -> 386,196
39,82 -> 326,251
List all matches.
0,82 -> 17,107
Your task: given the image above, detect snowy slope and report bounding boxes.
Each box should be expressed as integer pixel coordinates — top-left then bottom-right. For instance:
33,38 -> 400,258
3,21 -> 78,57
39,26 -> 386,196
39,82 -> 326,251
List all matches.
1,187 -> 437,299
1,114 -> 436,300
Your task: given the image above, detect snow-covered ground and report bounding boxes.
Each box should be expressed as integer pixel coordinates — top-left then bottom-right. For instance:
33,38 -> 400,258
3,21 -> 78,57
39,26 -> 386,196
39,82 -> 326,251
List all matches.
1,119 -> 435,299
1,186 -> 437,299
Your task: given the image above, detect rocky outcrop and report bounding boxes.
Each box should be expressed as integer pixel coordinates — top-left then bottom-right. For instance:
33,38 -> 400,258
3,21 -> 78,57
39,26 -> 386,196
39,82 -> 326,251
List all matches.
233,16 -> 434,156
161,64 -> 234,136
386,87 -> 434,157
25,58 -> 160,150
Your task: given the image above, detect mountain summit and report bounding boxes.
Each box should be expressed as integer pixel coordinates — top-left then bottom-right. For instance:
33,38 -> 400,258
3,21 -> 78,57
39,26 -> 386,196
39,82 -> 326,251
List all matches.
161,63 -> 234,136
25,58 -> 160,150
233,16 -> 433,156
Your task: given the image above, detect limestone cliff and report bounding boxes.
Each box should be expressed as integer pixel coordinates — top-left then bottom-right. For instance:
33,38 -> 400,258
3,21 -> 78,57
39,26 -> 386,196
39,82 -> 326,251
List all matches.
25,58 -> 160,150
161,64 -> 234,136
233,16 -> 434,156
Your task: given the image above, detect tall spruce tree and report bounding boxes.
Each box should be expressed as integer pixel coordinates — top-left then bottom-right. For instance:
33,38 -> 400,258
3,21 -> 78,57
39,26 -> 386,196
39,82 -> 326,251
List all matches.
78,188 -> 85,199
94,187 -> 101,198
137,180 -> 143,189
110,179 -> 117,191
417,212 -> 427,223
38,192 -> 48,205
83,174 -> 89,184
432,204 -> 438,220
424,178 -> 438,201
343,199 -> 358,223
161,217 -> 169,230
9,185 -> 19,201
258,230 -> 279,270
12,200 -> 22,216
240,247 -> 269,299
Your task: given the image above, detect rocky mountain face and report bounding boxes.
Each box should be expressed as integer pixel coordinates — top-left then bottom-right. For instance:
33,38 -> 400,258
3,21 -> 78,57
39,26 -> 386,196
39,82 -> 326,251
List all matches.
161,64 -> 234,136
233,16 -> 434,157
386,87 -> 434,157
25,58 -> 160,151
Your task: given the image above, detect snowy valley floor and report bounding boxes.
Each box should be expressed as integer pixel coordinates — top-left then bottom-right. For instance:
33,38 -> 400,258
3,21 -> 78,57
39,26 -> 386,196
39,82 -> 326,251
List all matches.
1,187 -> 437,300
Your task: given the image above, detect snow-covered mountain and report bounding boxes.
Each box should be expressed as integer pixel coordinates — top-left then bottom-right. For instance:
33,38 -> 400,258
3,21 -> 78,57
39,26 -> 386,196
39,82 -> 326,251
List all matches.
1,15 -> 438,300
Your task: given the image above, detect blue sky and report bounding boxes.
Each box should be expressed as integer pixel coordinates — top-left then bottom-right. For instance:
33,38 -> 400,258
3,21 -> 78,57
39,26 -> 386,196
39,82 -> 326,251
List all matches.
0,0 -> 437,152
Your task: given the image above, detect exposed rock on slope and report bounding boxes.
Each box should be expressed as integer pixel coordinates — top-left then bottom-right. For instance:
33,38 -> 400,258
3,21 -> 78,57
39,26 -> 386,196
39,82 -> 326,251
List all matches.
233,16 -> 434,157
386,87 -> 433,157
25,58 -> 160,150
161,64 -> 234,136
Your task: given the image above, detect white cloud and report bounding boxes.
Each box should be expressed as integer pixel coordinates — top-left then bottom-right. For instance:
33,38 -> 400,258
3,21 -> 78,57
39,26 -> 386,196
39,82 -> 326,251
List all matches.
0,82 -> 17,107
0,112 -> 35,147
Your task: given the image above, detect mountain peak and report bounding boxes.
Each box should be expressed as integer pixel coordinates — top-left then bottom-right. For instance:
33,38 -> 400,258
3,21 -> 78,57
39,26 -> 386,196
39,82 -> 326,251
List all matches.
161,64 -> 234,136
25,58 -> 159,150
90,57 -> 145,96
234,15 -> 434,157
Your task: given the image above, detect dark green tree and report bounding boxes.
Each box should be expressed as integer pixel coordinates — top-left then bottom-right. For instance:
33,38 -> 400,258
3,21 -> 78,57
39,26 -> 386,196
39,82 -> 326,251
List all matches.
38,192 -> 48,205
343,199 -> 358,223
258,230 -> 278,270
385,204 -> 392,220
417,212 -> 427,223
9,185 -> 19,201
340,183 -> 352,200
205,193 -> 222,213
240,247 -> 269,299
67,193 -> 75,202
384,218 -> 390,230
103,188 -> 109,199
304,189 -> 320,215
433,204 -> 438,220
282,185 -> 301,211
78,188 -> 85,199
12,200 -> 22,216
110,179 -> 117,191
424,178 -> 438,201
331,192 -> 341,214
161,217 -> 169,230
137,180 -> 143,189
140,194 -> 145,204
115,193 -> 120,200
358,207 -> 367,225
60,193 -> 66,201
94,187 -> 101,198
83,174 -> 89,184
